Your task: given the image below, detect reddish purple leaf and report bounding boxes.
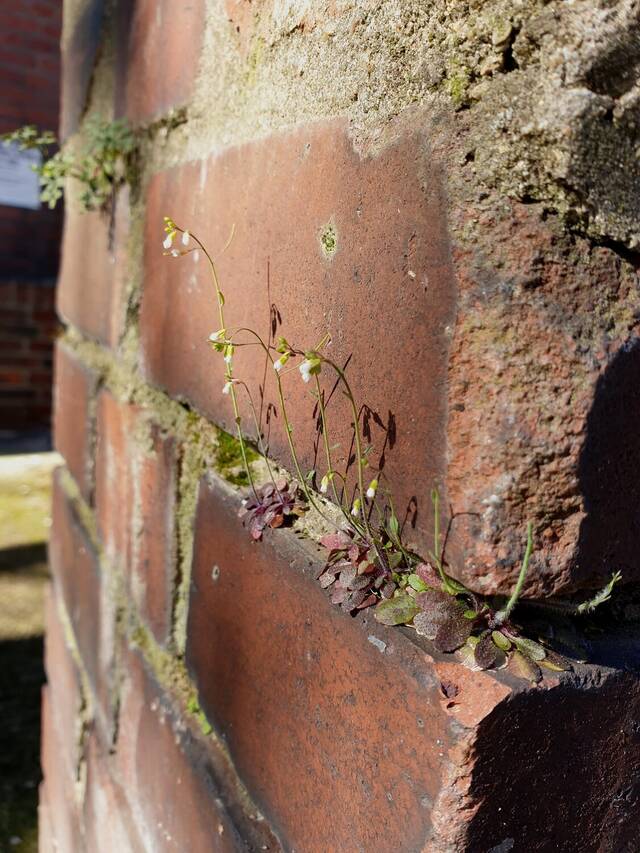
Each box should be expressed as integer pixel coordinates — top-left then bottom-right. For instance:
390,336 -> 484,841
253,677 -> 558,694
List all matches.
381,582 -> 396,600
320,532 -> 352,551
415,563 -> 443,589
434,614 -> 473,652
339,565 -> 357,587
331,587 -> 349,605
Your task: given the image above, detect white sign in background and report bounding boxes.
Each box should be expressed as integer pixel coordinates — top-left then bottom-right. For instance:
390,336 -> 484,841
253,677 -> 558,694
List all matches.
0,142 -> 42,210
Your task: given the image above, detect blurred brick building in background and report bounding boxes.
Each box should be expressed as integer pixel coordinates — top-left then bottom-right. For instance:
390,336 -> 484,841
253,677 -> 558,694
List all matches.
0,0 -> 62,435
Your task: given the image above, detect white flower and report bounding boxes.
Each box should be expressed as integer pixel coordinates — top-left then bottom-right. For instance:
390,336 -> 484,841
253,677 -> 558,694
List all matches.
273,354 -> 289,372
351,499 -> 361,517
182,230 -> 190,246
223,344 -> 234,364
209,329 -> 224,343
320,474 -> 329,494
163,234 -> 173,249
299,359 -> 312,382
222,381 -> 232,395
366,479 -> 378,499
170,249 -> 180,257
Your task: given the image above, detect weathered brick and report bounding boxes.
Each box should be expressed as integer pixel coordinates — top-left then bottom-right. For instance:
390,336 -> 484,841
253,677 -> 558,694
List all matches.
113,643 -> 260,852
49,469 -> 116,740
82,733 -> 146,853
53,342 -> 96,501
57,190 -> 128,347
37,790 -> 55,853
140,118 -> 455,566
40,687 -> 84,853
43,586 -> 84,783
186,473 -> 640,852
115,0 -> 204,123
95,389 -> 177,643
95,389 -> 136,565
59,0 -> 104,139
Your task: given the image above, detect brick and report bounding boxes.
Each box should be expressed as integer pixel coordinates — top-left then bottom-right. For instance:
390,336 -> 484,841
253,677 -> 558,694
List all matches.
37,790 -> 55,853
132,423 -> 177,643
57,189 -> 129,347
96,389 -> 177,643
115,0 -> 204,123
49,469 -> 117,740
53,342 -> 97,502
59,0 -> 104,139
186,474 -> 640,852
96,390 -> 177,642
82,733 -> 146,853
140,118 -> 455,566
113,643 -> 259,852
43,586 -> 84,783
40,687 -> 84,853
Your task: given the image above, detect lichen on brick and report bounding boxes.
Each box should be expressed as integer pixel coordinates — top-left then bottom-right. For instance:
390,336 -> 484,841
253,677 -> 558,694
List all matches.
319,220 -> 337,258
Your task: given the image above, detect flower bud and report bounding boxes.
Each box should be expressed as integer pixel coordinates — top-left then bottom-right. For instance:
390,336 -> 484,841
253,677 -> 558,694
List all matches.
366,479 -> 378,499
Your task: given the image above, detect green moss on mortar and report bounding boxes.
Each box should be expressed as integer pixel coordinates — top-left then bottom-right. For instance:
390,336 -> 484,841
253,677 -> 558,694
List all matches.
215,430 -> 259,485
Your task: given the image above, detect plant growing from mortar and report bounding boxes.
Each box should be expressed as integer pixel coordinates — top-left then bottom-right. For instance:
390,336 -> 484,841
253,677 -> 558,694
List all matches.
162,218 -> 622,682
1,119 -> 136,211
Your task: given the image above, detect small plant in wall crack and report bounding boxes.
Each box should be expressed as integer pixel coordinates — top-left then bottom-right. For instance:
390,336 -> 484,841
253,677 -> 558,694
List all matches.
1,119 -> 135,211
162,217 -> 622,682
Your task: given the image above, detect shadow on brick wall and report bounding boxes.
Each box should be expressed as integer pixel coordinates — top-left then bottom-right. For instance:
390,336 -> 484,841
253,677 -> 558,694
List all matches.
577,336 -> 640,587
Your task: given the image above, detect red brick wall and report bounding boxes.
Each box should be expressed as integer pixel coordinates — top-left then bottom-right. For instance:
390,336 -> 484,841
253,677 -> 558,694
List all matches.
0,0 -> 62,431
0,281 -> 56,429
42,2 -> 640,850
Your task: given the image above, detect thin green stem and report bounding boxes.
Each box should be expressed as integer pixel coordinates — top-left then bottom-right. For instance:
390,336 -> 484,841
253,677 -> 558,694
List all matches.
189,231 -> 258,500
496,522 -> 534,623
320,357 -> 373,540
234,379 -> 279,490
430,488 -> 457,594
318,356 -> 392,573
314,375 -> 354,527
234,328 -> 340,529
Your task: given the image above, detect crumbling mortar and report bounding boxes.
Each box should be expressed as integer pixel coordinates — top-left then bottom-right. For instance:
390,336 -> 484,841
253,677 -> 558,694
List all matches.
58,465 -> 128,752
51,585 -> 95,802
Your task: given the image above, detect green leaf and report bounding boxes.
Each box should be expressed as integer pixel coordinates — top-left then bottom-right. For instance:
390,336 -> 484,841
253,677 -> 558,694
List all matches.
492,631 -> 511,652
538,649 -> 571,672
387,551 -> 403,570
576,571 -> 622,614
508,650 -> 542,683
513,637 -> 546,661
442,575 -> 470,595
407,573 -> 428,592
388,514 -> 399,539
374,593 -> 420,626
